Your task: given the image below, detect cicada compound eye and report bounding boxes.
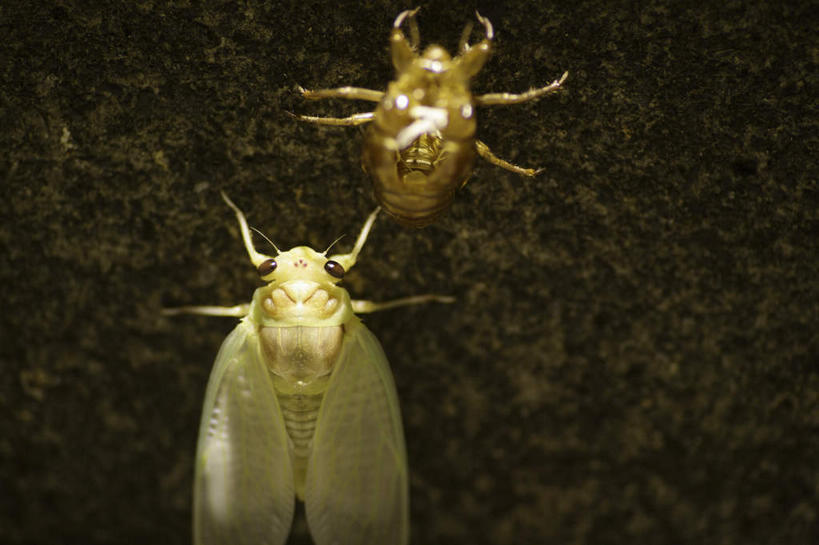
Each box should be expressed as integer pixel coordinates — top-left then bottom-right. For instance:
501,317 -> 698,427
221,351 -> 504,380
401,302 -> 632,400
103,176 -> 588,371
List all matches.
324,260 -> 345,279
257,258 -> 277,277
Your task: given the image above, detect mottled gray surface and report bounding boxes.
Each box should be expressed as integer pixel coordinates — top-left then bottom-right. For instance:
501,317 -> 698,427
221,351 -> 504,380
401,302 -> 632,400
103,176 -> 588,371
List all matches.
2,1 -> 817,544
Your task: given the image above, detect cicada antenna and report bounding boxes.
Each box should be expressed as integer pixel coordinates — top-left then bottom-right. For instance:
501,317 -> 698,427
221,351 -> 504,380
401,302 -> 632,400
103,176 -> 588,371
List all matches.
250,226 -> 281,255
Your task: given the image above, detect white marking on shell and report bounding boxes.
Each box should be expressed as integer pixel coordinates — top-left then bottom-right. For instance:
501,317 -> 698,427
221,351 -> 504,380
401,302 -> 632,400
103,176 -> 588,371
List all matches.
394,106 -> 449,150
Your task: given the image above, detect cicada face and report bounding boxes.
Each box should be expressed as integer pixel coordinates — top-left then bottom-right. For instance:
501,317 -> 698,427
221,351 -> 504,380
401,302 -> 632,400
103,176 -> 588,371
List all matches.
251,247 -> 355,328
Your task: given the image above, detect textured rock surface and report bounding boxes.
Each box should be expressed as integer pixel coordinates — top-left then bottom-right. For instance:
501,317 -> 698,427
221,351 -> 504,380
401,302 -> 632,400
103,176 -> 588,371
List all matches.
2,1 -> 816,544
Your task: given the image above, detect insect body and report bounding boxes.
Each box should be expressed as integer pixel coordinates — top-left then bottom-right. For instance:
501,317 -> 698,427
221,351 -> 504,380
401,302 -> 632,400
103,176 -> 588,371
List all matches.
165,194 -> 452,545
294,8 -> 568,227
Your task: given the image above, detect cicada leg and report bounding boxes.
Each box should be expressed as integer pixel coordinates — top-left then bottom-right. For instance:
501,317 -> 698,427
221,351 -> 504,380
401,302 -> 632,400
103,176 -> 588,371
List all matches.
406,9 -> 420,49
289,111 -> 375,127
352,295 -> 454,314
473,71 -> 568,106
459,11 -> 493,77
474,140 -> 544,177
298,85 -> 384,102
457,21 -> 474,54
161,303 -> 250,317
390,8 -> 421,71
291,86 -> 381,126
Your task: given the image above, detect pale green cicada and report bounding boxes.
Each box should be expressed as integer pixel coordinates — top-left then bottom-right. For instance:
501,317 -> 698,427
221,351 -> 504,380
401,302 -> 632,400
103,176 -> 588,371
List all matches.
165,193 -> 452,545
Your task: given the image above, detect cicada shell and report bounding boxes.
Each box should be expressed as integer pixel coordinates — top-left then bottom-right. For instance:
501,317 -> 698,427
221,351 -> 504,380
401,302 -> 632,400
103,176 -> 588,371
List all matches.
165,194 -> 452,545
294,8 -> 568,227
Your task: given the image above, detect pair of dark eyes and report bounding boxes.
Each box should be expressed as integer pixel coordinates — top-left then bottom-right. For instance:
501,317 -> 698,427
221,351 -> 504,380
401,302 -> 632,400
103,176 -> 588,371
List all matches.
257,259 -> 345,279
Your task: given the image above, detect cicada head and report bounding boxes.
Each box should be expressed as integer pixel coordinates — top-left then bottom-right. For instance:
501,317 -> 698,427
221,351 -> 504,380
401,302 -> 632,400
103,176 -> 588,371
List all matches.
380,9 -> 493,149
252,246 -> 355,328
219,193 -> 380,327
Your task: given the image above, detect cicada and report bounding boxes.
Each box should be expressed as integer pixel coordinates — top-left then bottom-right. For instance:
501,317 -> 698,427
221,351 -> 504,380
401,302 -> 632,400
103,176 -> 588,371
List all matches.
293,8 -> 568,227
165,193 -> 452,545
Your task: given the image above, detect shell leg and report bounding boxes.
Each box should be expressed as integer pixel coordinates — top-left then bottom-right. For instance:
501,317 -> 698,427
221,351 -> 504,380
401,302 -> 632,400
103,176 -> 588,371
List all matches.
474,71 -> 568,106
475,140 -> 543,177
391,8 -> 420,71
298,85 -> 384,102
288,111 -> 374,127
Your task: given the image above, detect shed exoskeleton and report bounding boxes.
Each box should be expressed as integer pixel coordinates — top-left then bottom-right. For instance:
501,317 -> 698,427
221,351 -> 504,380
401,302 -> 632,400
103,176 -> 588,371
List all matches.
164,193 -> 453,545
293,8 -> 568,227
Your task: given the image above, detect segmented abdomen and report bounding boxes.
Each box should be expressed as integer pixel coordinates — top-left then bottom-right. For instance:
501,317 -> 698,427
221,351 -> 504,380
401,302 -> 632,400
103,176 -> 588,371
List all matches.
278,391 -> 323,460
363,128 -> 476,227
278,390 -> 324,499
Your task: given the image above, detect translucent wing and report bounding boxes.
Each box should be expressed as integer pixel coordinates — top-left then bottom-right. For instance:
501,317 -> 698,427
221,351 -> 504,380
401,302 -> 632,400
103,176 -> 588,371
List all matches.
193,321 -> 295,545
304,320 -> 409,545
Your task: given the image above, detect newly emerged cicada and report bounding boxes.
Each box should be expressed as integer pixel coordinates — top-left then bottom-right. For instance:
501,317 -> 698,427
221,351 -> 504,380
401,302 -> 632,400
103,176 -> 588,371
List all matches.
165,193 -> 452,545
293,8 -> 568,227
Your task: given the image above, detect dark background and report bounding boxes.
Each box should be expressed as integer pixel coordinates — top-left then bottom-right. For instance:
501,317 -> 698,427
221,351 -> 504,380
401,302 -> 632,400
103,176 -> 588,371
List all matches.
2,1 -> 816,544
